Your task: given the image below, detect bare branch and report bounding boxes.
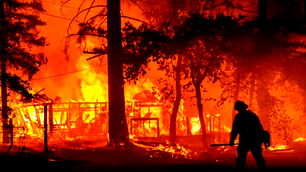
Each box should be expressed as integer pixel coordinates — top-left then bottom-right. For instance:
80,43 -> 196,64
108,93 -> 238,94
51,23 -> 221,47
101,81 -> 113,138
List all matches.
122,15 -> 148,24
65,33 -> 107,39
83,0 -> 96,22
83,51 -> 107,54
67,4 -> 107,36
86,54 -> 104,61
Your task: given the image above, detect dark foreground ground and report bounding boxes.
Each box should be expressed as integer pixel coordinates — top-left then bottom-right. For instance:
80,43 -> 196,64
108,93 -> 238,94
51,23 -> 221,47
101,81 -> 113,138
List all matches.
1,142 -> 306,172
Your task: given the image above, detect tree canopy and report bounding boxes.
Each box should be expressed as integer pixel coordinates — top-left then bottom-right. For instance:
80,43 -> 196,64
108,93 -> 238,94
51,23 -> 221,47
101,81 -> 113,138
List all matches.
0,0 -> 47,102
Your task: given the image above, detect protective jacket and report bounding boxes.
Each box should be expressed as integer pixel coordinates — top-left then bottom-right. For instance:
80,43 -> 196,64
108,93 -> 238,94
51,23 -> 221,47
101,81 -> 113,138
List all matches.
230,110 -> 264,145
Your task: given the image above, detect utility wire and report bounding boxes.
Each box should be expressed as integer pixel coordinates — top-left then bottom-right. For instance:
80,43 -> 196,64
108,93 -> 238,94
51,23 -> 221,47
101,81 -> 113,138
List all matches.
43,0 -> 80,10
32,64 -> 106,81
27,8 -> 80,22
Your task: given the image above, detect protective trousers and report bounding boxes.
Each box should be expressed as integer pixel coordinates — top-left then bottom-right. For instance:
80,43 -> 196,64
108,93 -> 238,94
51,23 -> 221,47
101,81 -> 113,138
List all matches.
236,143 -> 266,169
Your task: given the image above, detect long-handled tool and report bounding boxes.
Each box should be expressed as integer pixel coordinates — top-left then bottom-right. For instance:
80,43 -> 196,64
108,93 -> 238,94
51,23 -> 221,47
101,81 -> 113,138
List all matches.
210,143 -> 238,147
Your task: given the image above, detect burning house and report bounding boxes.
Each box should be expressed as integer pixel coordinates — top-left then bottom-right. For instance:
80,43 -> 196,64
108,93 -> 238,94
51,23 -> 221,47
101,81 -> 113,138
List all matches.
2,86 -> 229,150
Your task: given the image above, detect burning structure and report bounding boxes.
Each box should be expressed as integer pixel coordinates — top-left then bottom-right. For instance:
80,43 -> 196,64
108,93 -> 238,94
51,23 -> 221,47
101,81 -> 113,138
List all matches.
2,88 -> 229,151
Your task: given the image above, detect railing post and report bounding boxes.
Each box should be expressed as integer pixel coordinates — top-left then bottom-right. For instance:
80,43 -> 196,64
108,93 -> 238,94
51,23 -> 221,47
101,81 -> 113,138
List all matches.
49,102 -> 54,136
44,104 -> 48,152
157,119 -> 160,138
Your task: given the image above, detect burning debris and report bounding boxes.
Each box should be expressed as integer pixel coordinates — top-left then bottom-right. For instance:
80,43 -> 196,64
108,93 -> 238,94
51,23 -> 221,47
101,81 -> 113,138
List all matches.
131,141 -> 195,160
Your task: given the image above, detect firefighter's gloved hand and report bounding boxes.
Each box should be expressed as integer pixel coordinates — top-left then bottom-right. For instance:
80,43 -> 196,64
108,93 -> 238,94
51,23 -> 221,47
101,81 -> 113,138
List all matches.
264,142 -> 270,149
264,143 -> 268,149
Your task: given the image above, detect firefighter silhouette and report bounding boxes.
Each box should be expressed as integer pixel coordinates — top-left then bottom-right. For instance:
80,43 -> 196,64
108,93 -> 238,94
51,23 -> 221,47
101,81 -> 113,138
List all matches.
230,100 -> 268,169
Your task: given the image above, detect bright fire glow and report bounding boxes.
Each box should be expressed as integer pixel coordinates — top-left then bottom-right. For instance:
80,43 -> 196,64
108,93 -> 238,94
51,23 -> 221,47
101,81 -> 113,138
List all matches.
294,137 -> 306,142
268,144 -> 289,151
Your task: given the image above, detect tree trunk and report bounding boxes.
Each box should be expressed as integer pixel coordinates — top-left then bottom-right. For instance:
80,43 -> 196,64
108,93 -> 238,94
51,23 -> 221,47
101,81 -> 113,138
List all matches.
256,80 -> 271,132
249,73 -> 256,109
186,117 -> 191,136
169,54 -> 182,144
1,53 -> 9,144
107,0 -> 129,146
194,83 -> 208,148
303,90 -> 306,119
258,0 -> 268,19
0,0 -> 9,144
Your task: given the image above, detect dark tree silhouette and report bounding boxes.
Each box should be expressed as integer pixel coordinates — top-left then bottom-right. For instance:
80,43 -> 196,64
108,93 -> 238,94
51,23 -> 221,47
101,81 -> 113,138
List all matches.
106,0 -> 129,146
0,0 -> 46,144
133,0 -> 246,145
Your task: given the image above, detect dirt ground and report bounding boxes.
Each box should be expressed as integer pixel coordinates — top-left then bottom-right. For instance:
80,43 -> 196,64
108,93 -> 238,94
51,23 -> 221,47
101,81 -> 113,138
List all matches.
1,141 -> 306,172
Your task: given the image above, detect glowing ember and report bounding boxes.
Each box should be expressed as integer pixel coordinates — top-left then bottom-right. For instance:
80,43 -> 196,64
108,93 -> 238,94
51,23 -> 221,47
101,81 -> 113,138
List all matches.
268,144 -> 292,152
155,144 -> 194,159
294,137 -> 306,142
132,141 -> 195,159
